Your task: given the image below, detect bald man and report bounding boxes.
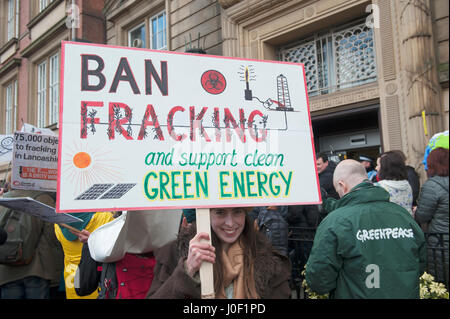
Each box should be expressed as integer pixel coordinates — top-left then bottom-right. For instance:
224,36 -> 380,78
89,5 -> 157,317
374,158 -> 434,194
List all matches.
305,160 -> 426,299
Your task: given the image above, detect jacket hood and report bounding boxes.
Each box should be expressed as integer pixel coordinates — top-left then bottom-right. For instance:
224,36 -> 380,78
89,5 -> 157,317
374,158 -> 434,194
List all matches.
334,181 -> 390,210
377,179 -> 412,191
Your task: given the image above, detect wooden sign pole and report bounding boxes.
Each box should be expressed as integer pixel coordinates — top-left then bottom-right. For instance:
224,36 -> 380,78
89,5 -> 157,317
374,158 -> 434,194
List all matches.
195,208 -> 215,299
59,223 -> 83,235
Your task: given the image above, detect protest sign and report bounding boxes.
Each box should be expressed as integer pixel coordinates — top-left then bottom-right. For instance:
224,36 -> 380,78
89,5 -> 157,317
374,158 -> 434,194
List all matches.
0,197 -> 82,224
21,123 -> 57,136
11,132 -> 58,191
0,135 -> 13,164
57,41 -> 320,213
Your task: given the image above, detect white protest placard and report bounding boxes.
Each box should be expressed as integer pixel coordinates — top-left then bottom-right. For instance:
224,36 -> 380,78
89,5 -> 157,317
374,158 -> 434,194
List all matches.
0,197 -> 82,224
11,132 -> 58,191
57,41 -> 321,213
21,123 -> 57,136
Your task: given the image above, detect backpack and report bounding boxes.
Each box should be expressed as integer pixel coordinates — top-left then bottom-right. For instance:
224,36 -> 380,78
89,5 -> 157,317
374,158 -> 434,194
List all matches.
74,243 -> 102,297
0,191 -> 47,265
115,253 -> 156,299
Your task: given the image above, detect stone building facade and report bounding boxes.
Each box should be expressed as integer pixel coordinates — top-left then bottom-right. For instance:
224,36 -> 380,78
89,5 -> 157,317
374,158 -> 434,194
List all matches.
220,0 -> 448,180
102,0 -> 448,179
0,0 -> 105,177
1,0 -> 448,182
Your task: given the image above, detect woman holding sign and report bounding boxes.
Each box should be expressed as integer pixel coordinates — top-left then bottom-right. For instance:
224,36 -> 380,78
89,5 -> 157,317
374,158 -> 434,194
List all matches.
146,207 -> 291,299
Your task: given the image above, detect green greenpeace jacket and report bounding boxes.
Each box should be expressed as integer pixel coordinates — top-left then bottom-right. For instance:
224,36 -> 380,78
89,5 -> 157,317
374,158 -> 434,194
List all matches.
305,181 -> 426,299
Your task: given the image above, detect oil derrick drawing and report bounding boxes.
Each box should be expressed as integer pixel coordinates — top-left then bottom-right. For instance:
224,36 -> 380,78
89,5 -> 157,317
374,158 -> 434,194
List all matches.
276,74 -> 294,111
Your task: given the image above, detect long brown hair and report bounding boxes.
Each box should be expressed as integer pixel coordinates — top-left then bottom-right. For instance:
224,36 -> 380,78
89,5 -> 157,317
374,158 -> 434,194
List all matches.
211,213 -> 262,298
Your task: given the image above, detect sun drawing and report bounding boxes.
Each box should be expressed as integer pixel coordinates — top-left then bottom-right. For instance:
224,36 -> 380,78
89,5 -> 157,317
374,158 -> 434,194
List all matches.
73,152 -> 91,169
62,141 -> 124,196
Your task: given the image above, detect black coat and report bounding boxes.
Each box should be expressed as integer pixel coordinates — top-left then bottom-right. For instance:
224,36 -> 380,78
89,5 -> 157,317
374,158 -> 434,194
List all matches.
319,161 -> 339,199
287,205 -> 320,228
250,206 -> 289,256
406,166 -> 420,206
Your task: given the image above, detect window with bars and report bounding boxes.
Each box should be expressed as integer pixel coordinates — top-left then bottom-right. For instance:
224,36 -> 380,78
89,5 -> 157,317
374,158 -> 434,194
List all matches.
4,80 -> 18,134
128,11 -> 167,50
128,23 -> 146,48
39,0 -> 46,11
39,0 -> 54,12
37,61 -> 47,128
279,19 -> 377,96
49,54 -> 59,125
37,52 -> 59,128
150,11 -> 167,50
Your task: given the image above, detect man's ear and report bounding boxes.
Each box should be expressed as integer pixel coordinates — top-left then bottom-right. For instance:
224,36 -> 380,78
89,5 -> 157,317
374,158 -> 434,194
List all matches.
338,181 -> 348,195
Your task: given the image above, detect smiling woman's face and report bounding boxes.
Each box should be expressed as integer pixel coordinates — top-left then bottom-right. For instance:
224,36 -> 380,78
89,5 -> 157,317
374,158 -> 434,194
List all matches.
210,208 -> 246,250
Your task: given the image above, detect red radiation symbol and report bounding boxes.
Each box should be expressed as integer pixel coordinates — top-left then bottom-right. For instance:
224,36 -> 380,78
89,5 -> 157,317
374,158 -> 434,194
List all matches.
201,70 -> 226,95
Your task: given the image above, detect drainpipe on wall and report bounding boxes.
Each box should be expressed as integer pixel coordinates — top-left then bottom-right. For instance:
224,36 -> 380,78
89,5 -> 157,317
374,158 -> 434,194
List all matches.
70,0 -> 76,41
165,0 -> 171,50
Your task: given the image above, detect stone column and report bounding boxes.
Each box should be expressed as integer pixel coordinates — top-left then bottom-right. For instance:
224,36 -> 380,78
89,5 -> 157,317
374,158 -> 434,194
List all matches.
220,6 -> 239,58
397,0 -> 443,176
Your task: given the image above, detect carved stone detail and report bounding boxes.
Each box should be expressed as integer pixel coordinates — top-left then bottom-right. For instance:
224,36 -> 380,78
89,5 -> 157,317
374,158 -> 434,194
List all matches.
385,82 -> 398,95
309,84 -> 380,112
218,0 -> 243,9
304,5 -> 315,18
384,95 -> 403,150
